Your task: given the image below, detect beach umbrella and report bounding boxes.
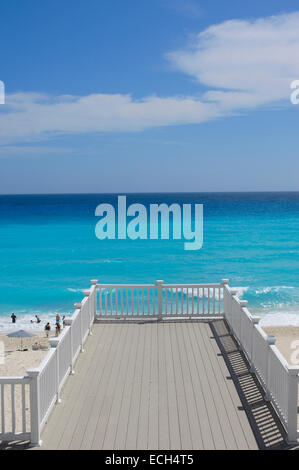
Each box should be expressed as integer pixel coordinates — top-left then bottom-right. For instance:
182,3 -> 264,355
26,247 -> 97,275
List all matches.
7,329 -> 36,351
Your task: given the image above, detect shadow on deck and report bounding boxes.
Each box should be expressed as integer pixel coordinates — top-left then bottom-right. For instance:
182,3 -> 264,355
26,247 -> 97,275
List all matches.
209,320 -> 298,450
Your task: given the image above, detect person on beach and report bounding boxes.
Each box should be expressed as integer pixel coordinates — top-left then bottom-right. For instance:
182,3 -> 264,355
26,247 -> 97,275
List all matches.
45,322 -> 51,338
11,313 -> 16,323
35,315 -> 41,323
62,315 -> 66,328
55,322 -> 61,336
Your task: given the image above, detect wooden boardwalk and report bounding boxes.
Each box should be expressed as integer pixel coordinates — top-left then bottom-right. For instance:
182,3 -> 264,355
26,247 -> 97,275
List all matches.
38,320 -> 288,450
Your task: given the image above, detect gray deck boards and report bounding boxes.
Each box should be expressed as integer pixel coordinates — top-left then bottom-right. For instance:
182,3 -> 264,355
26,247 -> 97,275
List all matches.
40,321 -> 263,450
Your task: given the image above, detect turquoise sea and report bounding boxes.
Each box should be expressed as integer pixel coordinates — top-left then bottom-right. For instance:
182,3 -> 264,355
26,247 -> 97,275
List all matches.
1,192 -> 299,330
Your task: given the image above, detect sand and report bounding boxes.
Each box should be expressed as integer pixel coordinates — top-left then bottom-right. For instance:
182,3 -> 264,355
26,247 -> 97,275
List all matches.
0,331 -> 53,436
262,326 -> 299,365
0,331 -> 51,377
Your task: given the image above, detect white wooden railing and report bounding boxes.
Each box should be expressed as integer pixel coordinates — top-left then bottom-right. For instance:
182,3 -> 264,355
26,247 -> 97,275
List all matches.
96,280 -> 224,318
1,278 -> 298,446
0,377 -> 31,441
223,280 -> 299,444
0,280 -> 98,446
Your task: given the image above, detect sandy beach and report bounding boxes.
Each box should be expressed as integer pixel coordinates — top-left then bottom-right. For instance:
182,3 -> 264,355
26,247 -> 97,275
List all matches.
0,331 -> 52,435
0,331 -> 51,377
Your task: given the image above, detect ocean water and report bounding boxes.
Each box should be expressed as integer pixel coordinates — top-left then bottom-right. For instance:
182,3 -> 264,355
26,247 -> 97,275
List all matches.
0,192 -> 299,330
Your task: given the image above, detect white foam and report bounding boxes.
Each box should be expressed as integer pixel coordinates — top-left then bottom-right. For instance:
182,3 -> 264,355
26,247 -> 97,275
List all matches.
259,311 -> 299,327
0,311 -> 68,334
255,286 -> 295,295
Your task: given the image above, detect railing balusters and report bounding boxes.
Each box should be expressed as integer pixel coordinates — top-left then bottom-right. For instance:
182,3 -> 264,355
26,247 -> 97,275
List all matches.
22,383 -> 26,433
213,287 -> 215,314
115,288 -> 118,315
11,384 -> 15,434
99,288 -> 102,315
1,383 -> 5,434
126,288 -> 129,315
147,288 -> 150,315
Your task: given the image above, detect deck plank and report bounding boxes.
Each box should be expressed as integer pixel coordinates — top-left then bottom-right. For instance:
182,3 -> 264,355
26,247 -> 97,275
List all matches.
90,324 -> 132,450
136,323 -> 152,449
186,322 -> 226,449
193,323 -> 239,450
157,324 -> 170,450
125,324 -> 146,449
203,321 -> 258,450
112,322 -> 141,450
40,321 -> 260,450
163,322 -> 181,449
41,323 -> 113,449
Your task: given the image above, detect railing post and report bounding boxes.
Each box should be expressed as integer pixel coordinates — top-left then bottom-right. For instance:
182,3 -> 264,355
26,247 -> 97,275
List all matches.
265,335 -> 276,400
74,302 -> 84,353
83,289 -> 91,336
239,300 -> 248,348
286,367 -> 299,444
222,279 -> 229,317
90,280 -> 98,320
49,338 -> 61,404
228,289 -> 238,334
64,318 -> 75,374
156,280 -> 164,319
250,317 -> 260,372
27,368 -> 42,447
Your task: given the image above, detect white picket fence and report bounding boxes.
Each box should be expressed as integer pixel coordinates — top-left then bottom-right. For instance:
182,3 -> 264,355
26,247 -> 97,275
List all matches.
0,280 -> 97,446
223,280 -> 299,443
96,281 -> 224,318
0,278 -> 298,445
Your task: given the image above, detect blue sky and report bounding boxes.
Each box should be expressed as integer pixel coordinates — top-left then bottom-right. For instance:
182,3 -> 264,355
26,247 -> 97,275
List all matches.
0,0 -> 299,193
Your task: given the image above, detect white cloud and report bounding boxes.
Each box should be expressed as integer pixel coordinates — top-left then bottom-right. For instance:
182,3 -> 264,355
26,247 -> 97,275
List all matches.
0,11 -> 299,147
168,11 -> 299,109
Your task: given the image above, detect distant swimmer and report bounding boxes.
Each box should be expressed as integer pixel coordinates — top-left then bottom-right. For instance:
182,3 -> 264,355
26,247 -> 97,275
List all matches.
11,313 -> 16,323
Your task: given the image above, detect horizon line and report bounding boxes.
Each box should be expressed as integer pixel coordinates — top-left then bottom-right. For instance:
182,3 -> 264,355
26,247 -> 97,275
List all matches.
1,190 -> 299,197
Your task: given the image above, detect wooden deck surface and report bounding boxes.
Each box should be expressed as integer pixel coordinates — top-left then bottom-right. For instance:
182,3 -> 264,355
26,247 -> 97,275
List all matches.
38,320 -> 289,450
